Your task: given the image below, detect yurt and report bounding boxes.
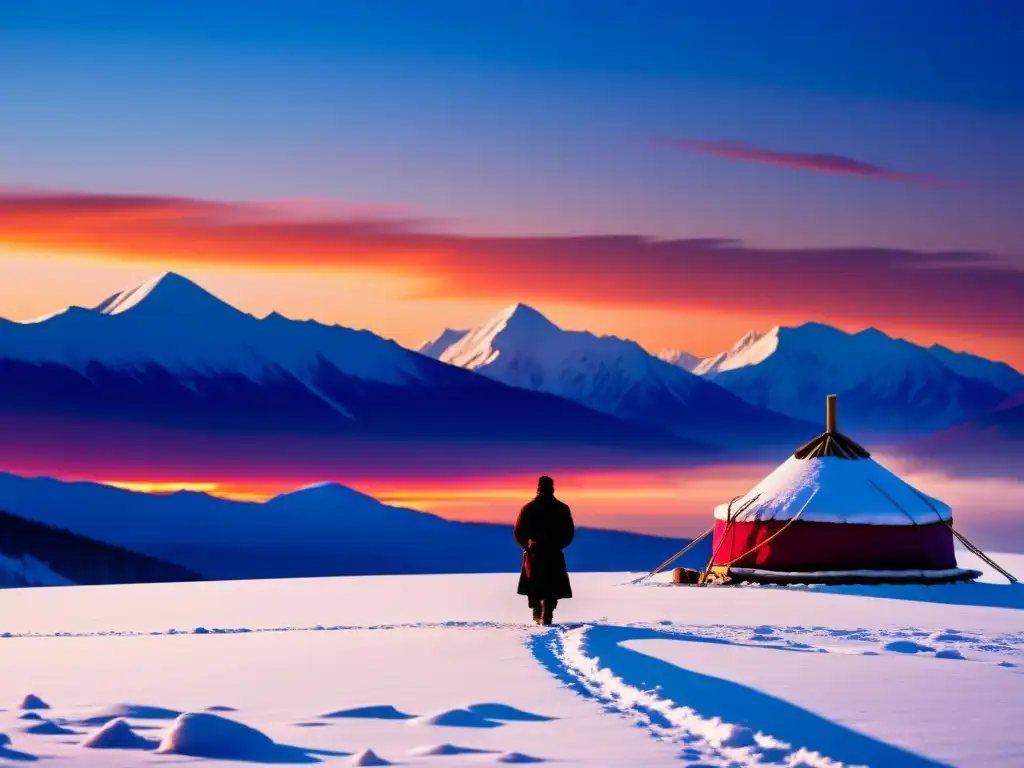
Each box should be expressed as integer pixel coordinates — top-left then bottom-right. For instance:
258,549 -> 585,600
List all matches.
703,395 -> 981,585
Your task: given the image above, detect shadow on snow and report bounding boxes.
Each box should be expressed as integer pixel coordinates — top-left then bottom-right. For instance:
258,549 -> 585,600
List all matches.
531,625 -> 953,768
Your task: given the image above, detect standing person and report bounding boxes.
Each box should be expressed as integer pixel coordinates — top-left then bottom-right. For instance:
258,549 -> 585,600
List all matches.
514,475 -> 575,625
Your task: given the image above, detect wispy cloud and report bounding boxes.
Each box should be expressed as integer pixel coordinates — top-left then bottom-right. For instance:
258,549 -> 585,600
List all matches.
1,188 -> 1019,339
664,138 -> 959,187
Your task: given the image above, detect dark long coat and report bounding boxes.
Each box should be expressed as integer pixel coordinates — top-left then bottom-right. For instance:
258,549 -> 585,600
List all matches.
514,492 -> 575,600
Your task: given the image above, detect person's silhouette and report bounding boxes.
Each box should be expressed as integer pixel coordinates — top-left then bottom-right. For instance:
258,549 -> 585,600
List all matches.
513,475 -> 575,625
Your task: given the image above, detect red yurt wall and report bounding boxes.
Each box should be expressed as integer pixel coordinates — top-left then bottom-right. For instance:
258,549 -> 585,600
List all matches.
711,518 -> 957,572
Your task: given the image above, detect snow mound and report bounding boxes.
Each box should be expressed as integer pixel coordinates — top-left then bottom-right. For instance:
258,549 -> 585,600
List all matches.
883,640 -> 935,654
18,713 -> 43,721
351,748 -> 390,766
23,720 -> 77,736
410,708 -> 501,728
322,705 -> 414,720
467,703 -> 554,722
410,743 -> 492,756
935,649 -> 965,660
19,694 -> 49,710
156,712 -> 295,761
81,718 -> 155,750
75,702 -> 181,726
928,630 -> 972,643
205,705 -> 238,712
496,752 -> 545,763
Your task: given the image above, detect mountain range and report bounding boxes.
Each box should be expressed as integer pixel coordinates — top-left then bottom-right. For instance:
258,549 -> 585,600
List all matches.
421,308 -> 1022,442
419,303 -> 815,449
0,271 -> 1020,486
0,272 -> 708,483
672,322 -> 1021,435
0,472 -> 699,582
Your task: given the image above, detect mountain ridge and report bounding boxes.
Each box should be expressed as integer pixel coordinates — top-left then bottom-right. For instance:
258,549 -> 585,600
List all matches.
0,274 -> 707,465
680,321 -> 1018,434
0,471 -> 702,582
420,304 -> 817,450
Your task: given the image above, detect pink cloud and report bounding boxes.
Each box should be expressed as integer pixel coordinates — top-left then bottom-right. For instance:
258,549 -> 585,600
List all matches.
665,138 -> 959,187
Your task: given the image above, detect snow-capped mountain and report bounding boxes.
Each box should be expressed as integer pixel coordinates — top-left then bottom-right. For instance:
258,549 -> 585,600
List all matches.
695,322 -> 1012,434
0,273 -> 698,459
419,304 -> 815,449
417,328 -> 469,358
656,348 -> 701,372
3,272 -> 422,387
0,472 -> 699,581
692,329 -> 772,377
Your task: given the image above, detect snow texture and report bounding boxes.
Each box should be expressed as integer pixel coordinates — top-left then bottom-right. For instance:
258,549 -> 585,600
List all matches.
0,553 -> 1020,767
713,455 -> 953,524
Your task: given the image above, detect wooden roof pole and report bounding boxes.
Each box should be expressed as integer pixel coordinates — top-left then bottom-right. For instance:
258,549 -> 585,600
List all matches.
826,394 -> 837,435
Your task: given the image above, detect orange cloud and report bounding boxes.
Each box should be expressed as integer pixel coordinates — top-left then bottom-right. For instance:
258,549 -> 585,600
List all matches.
2,188 -> 1022,347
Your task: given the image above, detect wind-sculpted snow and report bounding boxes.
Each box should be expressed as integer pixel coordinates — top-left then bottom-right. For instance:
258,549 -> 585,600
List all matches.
533,625 -> 954,767
156,711 -> 327,762
81,718 -> 156,749
1,566 -> 1022,766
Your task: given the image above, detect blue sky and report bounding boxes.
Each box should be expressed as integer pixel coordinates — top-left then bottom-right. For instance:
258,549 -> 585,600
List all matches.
2,1 -> 1022,252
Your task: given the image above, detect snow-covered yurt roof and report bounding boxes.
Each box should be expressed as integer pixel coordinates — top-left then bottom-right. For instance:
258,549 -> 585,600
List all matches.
713,395 -> 952,526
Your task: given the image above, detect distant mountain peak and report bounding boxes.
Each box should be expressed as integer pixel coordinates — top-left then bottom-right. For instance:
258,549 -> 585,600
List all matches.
417,328 -> 469,358
657,348 -> 701,372
732,328 -> 770,351
694,327 -> 779,376
854,326 -> 891,340
492,302 -> 558,332
437,303 -> 559,370
92,272 -> 241,318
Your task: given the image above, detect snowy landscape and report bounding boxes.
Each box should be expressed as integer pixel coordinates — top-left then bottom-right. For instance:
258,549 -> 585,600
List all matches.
1,550 -> 1021,767
3,6 -> 1024,765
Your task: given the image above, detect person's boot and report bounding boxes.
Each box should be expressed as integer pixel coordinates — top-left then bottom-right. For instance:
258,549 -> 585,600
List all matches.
531,603 -> 543,624
541,600 -> 555,626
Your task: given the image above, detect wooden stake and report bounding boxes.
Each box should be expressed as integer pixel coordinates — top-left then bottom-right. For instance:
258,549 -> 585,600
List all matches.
826,394 -> 837,434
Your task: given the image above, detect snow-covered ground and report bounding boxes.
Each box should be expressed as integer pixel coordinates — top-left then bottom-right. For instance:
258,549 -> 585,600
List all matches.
0,550 -> 1021,767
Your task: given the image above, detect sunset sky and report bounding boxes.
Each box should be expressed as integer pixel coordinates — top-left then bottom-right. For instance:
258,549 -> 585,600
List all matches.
0,3 -> 1022,544
1,2 -> 1022,366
